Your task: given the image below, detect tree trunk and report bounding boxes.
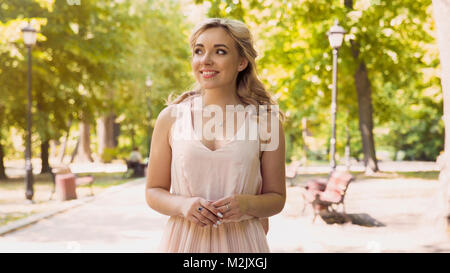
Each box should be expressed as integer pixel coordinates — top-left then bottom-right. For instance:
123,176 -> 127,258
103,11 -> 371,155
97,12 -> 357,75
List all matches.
346,0 -> 379,174
301,117 -> 308,166
49,140 -> 58,159
433,0 -> 450,224
0,142 -> 7,180
74,122 -> 94,162
70,137 -> 79,163
354,61 -> 379,173
131,127 -> 136,149
97,113 -> 116,162
345,123 -> 351,170
0,105 -> 6,180
40,139 -> 51,174
58,119 -> 72,163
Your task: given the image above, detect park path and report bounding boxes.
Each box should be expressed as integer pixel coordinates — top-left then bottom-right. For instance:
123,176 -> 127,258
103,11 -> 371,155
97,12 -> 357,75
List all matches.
1,177 -> 450,253
0,179 -> 164,252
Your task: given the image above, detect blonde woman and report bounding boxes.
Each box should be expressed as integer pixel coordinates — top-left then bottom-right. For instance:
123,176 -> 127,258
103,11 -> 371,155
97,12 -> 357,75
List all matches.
145,18 -> 286,253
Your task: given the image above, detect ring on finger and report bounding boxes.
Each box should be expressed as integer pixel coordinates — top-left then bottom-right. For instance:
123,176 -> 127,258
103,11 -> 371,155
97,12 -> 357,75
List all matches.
226,203 -> 230,211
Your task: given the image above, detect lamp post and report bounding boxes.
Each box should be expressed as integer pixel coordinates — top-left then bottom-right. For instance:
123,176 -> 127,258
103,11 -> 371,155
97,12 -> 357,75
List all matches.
145,75 -> 153,158
21,23 -> 37,202
327,20 -> 346,171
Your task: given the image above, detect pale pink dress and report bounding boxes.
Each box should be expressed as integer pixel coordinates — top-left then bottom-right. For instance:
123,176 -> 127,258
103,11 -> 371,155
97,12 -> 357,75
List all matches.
158,96 -> 270,253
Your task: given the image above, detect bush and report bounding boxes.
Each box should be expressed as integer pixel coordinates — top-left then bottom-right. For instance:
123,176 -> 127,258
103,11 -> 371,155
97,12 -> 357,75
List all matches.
101,147 -> 119,163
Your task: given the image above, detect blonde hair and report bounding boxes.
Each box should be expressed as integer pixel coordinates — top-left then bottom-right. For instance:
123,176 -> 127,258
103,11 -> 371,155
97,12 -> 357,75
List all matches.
167,18 -> 284,122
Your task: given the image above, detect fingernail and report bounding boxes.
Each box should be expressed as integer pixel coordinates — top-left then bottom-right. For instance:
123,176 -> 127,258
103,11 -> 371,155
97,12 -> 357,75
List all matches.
216,220 -> 221,225
218,212 -> 223,218
213,224 -> 217,228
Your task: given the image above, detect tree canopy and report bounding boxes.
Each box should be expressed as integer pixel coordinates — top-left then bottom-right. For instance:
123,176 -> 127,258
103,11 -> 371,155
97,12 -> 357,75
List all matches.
194,0 -> 443,163
0,0 -> 444,174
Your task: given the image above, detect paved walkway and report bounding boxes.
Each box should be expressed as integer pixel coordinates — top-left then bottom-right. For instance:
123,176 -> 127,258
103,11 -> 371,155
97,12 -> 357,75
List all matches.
1,178 -> 449,253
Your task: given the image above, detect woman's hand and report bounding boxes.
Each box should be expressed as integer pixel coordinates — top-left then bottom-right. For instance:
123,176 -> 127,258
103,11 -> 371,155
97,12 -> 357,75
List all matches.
182,197 -> 223,227
212,195 -> 249,221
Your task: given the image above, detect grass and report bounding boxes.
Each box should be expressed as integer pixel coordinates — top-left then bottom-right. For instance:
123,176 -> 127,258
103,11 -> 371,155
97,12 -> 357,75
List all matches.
77,172 -> 136,188
0,212 -> 35,226
394,171 -> 440,180
0,172 -> 135,191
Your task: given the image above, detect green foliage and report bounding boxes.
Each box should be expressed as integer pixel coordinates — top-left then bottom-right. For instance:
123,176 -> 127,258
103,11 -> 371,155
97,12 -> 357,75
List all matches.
380,96 -> 444,160
100,147 -> 118,163
0,0 -> 443,164
196,0 -> 442,161
0,0 -> 193,160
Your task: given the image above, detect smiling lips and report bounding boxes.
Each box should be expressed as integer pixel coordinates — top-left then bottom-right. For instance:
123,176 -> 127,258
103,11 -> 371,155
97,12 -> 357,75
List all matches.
200,70 -> 219,79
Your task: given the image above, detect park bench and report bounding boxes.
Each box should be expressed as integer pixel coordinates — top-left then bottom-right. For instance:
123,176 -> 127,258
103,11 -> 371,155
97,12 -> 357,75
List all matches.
49,165 -> 94,200
301,170 -> 354,223
125,160 -> 147,178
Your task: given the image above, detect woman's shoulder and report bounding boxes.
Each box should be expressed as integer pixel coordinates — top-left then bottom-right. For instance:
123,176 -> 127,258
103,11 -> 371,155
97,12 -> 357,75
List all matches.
153,105 -> 178,147
159,104 -> 176,118
155,105 -> 179,131
156,99 -> 195,142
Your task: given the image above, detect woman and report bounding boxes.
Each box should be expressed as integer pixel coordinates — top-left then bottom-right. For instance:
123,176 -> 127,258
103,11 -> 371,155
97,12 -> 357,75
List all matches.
145,18 -> 286,253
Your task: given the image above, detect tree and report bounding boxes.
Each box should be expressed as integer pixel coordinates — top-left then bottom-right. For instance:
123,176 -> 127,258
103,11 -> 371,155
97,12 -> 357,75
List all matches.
194,0 -> 440,171
107,0 -> 194,158
344,0 -> 378,173
0,0 -> 194,171
0,105 -> 7,179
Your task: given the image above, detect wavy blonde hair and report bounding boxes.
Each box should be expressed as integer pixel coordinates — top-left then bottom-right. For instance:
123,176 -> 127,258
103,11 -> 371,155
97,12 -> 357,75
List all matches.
167,18 -> 284,122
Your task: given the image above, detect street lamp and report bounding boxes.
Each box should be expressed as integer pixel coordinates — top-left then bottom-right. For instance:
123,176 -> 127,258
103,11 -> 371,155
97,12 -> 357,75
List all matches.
145,75 -> 153,158
21,23 -> 37,202
327,20 -> 346,171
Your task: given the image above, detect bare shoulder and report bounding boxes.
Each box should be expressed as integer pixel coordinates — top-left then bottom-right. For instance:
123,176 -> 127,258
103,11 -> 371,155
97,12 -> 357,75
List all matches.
157,104 -> 178,123
154,104 -> 179,144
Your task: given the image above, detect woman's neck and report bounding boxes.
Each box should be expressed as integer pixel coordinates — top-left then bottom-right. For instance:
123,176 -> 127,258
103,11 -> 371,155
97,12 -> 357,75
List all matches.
202,88 -> 243,110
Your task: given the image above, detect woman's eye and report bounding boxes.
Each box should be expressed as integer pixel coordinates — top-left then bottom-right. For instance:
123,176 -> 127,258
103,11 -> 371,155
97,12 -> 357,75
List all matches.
193,48 -> 227,55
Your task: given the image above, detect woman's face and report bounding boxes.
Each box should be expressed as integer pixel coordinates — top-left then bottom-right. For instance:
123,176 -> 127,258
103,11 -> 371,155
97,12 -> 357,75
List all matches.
192,27 -> 248,91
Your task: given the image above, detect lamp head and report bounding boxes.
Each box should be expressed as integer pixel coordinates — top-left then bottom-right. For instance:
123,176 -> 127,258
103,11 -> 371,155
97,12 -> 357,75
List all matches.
327,20 -> 346,49
21,24 -> 37,47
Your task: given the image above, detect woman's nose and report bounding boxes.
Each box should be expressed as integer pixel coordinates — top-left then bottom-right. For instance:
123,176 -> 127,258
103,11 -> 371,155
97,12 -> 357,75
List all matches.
201,52 -> 213,65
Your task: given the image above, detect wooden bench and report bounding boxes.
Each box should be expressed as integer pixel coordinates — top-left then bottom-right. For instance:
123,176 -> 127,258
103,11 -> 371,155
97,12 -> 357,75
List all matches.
302,170 -> 354,223
49,166 -> 94,200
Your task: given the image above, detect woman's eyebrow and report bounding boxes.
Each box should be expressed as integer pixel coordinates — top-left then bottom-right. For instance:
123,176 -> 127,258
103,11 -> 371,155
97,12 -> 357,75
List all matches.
194,43 -> 229,49
214,44 -> 229,49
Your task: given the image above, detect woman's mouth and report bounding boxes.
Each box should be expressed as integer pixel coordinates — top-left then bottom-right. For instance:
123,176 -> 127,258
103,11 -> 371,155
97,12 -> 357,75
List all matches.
201,71 -> 219,79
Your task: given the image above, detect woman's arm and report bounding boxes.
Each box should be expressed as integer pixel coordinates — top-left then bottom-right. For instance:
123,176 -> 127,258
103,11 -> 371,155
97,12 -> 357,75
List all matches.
145,105 -> 185,216
213,118 -> 286,219
145,105 -> 221,226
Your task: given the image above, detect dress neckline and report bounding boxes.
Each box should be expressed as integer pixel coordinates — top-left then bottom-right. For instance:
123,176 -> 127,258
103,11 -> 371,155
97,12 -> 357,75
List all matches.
188,96 -> 250,153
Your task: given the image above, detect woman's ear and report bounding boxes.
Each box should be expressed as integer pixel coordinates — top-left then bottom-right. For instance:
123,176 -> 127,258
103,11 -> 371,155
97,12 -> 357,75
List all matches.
238,58 -> 249,72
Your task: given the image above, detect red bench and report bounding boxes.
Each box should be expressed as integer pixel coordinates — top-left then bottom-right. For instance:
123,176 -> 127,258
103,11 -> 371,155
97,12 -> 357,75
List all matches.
50,166 -> 94,200
302,170 -> 354,223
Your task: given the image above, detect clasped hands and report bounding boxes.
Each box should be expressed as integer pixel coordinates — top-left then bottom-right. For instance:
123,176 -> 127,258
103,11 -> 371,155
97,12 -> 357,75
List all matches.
183,195 -> 249,228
